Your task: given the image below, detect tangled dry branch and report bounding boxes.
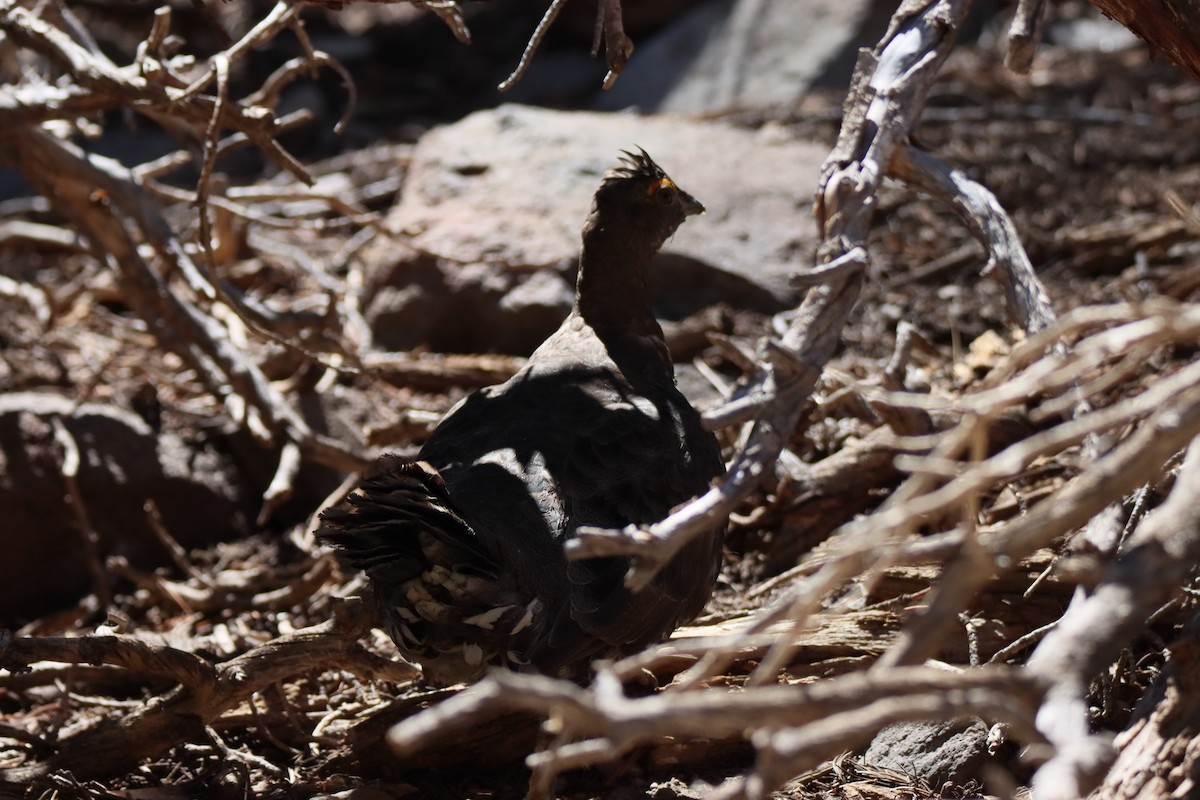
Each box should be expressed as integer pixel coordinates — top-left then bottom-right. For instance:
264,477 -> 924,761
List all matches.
3,0 -> 1200,797
0,597 -> 417,788
0,0 -> 404,503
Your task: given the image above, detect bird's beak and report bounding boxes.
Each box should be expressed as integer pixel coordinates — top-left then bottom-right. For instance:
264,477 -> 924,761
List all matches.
680,191 -> 705,217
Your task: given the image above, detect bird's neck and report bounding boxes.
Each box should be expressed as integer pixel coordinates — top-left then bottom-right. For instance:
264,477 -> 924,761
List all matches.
572,221 -> 674,384
574,221 -> 662,336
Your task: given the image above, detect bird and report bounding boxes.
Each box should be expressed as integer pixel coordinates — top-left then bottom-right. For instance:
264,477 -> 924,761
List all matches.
317,149 -> 726,686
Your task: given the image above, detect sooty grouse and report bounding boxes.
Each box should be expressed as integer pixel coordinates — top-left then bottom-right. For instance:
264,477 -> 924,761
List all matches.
318,149 -> 726,685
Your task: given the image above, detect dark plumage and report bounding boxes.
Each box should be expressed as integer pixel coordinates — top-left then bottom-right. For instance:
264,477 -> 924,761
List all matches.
318,149 -> 725,685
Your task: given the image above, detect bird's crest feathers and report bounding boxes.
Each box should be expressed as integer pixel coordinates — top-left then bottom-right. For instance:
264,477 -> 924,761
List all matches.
605,147 -> 667,183
603,147 -> 682,201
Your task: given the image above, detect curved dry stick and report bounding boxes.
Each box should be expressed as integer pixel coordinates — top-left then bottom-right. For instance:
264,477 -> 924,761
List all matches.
0,630 -> 218,691
595,0 -> 634,89
50,417 -> 112,610
889,145 -> 1055,334
498,0 -> 569,92
253,52 -> 358,136
414,0 -> 471,44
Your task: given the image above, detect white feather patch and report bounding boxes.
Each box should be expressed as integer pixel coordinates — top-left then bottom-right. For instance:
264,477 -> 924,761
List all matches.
463,605 -> 514,630
509,599 -> 540,635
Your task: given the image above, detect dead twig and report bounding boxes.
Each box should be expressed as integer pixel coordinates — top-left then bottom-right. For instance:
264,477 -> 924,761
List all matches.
0,272 -> 53,328
498,0 -> 569,92
1005,0 -> 1048,73
594,0 -> 634,89
50,417 -> 111,612
499,0 -> 632,92
363,351 -> 525,391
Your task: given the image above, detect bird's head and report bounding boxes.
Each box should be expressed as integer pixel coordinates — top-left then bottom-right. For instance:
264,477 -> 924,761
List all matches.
590,148 -> 704,246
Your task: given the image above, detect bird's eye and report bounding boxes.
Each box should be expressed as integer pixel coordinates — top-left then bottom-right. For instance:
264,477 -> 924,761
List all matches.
654,179 -> 677,204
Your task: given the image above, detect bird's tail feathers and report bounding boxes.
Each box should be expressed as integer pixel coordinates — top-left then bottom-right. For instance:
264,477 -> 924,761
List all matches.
318,455 -> 541,685
317,455 -> 492,581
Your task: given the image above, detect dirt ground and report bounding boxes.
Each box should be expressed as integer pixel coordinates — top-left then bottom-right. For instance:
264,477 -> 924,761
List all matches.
3,0 -> 1200,797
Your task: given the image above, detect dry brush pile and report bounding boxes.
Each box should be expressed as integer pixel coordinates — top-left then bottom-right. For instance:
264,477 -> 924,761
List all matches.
2,0 -> 1200,798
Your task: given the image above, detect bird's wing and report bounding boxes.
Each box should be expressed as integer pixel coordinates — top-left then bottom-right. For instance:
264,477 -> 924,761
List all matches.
418,363 -> 724,664
553,385 -> 724,651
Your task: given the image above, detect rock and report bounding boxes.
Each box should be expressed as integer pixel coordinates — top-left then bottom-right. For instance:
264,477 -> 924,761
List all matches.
647,778 -> 706,799
863,718 -> 991,789
365,104 -> 826,354
594,0 -> 891,114
311,788 -> 401,800
0,392 -> 252,624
